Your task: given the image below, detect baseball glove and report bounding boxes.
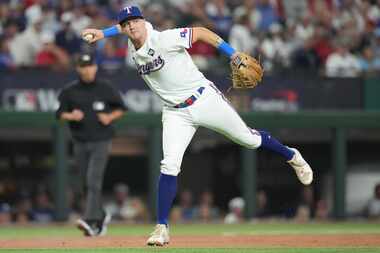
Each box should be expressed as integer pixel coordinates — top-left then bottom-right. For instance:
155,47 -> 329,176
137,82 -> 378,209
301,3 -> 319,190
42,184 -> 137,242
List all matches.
230,52 -> 263,89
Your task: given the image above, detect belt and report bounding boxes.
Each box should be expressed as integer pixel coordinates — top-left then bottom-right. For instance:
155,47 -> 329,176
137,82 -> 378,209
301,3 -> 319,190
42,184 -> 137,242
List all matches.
174,87 -> 205,108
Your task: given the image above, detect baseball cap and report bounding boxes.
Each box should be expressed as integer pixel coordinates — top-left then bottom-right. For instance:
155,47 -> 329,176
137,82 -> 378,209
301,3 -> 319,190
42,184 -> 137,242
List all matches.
117,6 -> 144,25
76,53 -> 95,67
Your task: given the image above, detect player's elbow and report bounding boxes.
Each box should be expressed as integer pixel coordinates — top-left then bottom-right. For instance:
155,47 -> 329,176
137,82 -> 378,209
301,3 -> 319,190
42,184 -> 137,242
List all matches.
192,27 -> 221,47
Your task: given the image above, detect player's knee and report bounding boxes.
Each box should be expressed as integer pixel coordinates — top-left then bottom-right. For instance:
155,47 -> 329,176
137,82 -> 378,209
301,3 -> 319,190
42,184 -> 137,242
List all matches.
242,128 -> 262,149
160,160 -> 181,176
246,135 -> 262,149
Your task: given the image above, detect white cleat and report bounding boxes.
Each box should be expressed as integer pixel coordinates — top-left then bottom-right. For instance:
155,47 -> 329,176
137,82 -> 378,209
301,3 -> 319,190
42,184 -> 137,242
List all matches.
287,148 -> 313,185
98,212 -> 112,236
76,219 -> 96,237
146,224 -> 170,246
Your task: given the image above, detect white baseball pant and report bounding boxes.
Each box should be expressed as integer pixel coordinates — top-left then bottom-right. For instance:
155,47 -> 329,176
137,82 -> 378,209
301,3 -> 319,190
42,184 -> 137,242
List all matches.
160,83 -> 262,176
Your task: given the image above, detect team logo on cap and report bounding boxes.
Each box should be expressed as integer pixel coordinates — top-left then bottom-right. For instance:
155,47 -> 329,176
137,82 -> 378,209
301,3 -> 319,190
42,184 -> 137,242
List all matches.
124,6 -> 132,13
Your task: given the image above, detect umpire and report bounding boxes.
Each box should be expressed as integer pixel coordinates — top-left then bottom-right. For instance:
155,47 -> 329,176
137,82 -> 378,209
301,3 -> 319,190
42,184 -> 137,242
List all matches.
56,53 -> 126,236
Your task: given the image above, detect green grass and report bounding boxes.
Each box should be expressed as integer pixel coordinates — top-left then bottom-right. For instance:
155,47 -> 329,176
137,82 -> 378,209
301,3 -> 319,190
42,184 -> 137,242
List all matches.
0,222 -> 379,238
0,222 -> 379,252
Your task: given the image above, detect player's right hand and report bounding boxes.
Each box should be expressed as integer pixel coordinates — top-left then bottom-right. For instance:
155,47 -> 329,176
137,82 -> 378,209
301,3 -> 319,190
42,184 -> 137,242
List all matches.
71,109 -> 84,121
81,29 -> 104,43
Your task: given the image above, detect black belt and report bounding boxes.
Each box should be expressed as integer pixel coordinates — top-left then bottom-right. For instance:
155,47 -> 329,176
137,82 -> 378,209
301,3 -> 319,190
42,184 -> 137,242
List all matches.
174,87 -> 205,108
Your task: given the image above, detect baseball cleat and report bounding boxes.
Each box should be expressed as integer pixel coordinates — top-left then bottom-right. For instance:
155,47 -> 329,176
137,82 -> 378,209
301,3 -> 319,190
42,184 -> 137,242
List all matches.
76,219 -> 97,237
98,212 -> 112,236
146,224 -> 170,246
287,148 -> 313,185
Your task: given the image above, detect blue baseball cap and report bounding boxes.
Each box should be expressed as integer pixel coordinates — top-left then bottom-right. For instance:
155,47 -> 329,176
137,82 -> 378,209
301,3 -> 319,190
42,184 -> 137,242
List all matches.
118,6 -> 144,24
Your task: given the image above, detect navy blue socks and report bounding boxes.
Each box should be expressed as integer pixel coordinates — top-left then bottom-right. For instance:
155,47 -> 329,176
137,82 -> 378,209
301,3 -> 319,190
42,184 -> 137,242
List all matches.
157,173 -> 177,225
259,130 -> 294,161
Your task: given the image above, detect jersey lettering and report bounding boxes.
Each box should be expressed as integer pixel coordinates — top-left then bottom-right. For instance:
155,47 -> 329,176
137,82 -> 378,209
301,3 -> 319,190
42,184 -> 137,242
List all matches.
137,56 -> 165,75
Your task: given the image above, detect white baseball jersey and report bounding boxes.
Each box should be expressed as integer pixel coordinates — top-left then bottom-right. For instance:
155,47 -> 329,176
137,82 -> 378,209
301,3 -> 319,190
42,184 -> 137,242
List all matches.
128,27 -> 211,106
127,23 -> 261,176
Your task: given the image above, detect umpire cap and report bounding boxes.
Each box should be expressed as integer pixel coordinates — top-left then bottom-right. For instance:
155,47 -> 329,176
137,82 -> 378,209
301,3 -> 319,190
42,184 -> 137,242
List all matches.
76,53 -> 95,67
118,6 -> 144,25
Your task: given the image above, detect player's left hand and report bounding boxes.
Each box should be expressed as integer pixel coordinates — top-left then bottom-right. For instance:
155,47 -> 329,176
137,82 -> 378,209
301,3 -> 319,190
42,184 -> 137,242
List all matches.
97,113 -> 112,125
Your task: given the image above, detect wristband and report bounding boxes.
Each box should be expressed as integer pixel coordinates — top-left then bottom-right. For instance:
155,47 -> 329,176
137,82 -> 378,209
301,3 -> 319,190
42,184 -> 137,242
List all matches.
217,41 -> 236,58
102,26 -> 119,38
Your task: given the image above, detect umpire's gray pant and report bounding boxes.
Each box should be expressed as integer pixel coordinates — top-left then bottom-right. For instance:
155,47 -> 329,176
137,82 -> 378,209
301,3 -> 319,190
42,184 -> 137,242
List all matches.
73,140 -> 111,220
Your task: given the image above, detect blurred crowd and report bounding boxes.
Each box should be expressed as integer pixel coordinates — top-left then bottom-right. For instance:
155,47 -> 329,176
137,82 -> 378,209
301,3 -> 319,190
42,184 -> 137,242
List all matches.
1,179 -> 380,224
1,0 -> 380,76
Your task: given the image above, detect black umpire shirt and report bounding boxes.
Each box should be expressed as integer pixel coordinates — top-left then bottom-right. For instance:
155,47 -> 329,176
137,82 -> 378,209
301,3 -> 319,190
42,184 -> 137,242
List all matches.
56,78 -> 126,142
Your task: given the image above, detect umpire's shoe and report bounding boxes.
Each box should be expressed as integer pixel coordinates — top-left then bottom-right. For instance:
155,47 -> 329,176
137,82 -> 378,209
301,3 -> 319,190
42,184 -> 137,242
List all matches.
146,224 -> 170,246
76,212 -> 111,237
287,148 -> 313,185
98,212 -> 112,236
76,219 -> 97,237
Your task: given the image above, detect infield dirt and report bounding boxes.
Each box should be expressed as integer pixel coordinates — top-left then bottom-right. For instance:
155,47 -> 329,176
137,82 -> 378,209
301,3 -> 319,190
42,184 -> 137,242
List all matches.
1,234 -> 380,248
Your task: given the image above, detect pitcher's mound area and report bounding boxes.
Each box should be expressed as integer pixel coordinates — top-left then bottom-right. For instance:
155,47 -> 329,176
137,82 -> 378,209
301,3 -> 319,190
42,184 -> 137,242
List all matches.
1,234 -> 380,248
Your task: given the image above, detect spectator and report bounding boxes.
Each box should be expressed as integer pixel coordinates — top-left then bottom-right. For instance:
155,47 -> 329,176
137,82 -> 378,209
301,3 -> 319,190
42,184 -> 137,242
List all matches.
55,12 -> 83,56
309,24 -> 334,66
1,20 -> 20,40
315,199 -> 329,221
0,37 -> 15,70
294,186 -> 314,222
358,46 -> 380,76
233,0 -> 261,32
179,0 -> 214,29
331,0 -> 365,35
105,183 -> 140,221
96,38 -> 125,73
13,196 -> 33,224
224,197 -> 245,224
0,3 -> 10,35
145,3 -> 167,31
171,190 -> 196,223
35,31 -> 70,71
205,0 -> 233,40
256,0 -> 279,32
104,0 -> 123,20
367,183 -> 380,219
282,0 -> 308,23
256,189 -> 270,218
229,13 -> 257,54
259,23 -> 293,71
294,15 -> 315,43
195,190 -> 219,222
70,8 -> 92,36
30,189 -> 55,223
0,203 -> 12,224
0,0 -> 379,75
325,39 -> 361,77
9,14 -> 44,66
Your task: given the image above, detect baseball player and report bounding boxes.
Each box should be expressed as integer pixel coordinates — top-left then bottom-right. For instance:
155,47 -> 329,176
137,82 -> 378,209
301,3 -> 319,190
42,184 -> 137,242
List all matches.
82,6 -> 313,246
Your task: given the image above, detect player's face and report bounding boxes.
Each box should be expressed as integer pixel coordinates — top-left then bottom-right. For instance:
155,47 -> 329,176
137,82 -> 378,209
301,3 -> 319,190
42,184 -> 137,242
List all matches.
120,18 -> 147,42
76,65 -> 98,83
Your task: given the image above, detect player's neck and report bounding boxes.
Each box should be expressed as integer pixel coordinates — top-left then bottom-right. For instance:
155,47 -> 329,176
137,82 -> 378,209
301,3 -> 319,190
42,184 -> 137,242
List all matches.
131,30 -> 147,50
131,39 -> 144,50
